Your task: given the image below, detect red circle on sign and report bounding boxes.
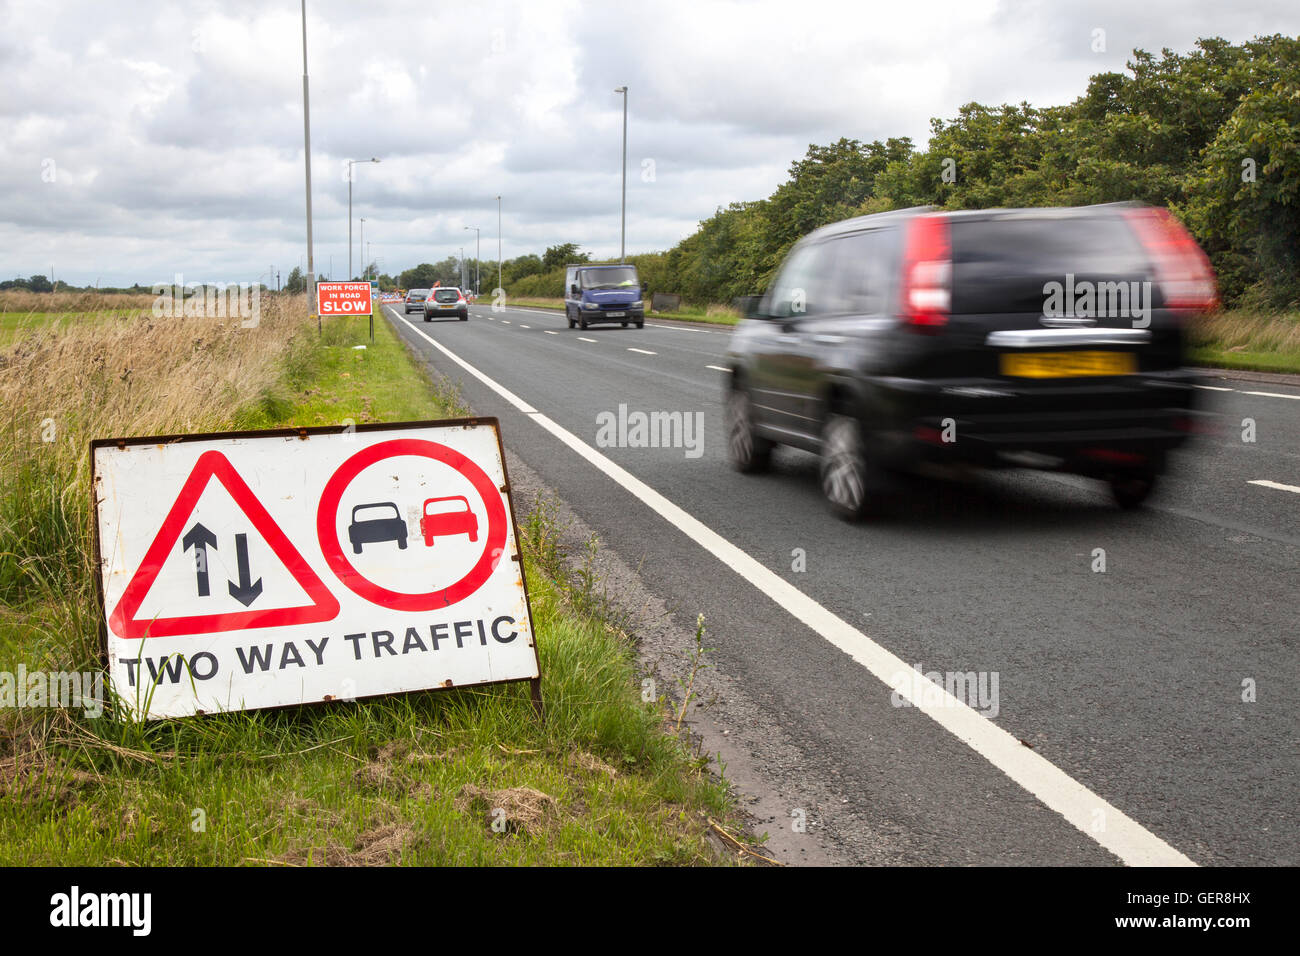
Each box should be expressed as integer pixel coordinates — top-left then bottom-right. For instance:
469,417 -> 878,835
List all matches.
317,438 -> 507,611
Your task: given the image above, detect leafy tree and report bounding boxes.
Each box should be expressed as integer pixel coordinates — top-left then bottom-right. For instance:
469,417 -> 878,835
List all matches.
542,243 -> 588,270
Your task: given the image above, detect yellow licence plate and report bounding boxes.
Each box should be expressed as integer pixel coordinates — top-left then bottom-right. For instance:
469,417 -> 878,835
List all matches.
1000,351 -> 1136,378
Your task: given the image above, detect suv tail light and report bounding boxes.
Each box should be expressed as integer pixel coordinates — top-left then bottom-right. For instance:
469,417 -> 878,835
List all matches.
1121,207 -> 1218,313
900,213 -> 951,332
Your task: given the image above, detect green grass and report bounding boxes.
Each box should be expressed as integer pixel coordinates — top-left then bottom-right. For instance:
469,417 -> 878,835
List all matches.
0,309 -> 148,345
0,305 -> 750,866
1187,346 -> 1300,375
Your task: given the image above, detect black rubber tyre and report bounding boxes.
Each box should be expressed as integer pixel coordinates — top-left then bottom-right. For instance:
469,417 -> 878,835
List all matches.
579,315 -> 589,330
1109,470 -> 1157,510
725,387 -> 772,473
820,414 -> 872,521
636,320 -> 644,329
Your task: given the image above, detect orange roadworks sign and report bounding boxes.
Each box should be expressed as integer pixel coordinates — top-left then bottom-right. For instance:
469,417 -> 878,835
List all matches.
317,281 -> 373,316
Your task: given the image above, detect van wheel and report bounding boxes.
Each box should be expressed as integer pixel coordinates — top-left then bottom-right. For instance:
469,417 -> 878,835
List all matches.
725,387 -> 771,473
821,414 -> 871,520
579,315 -> 588,330
622,321 -> 628,328
567,309 -> 575,329
636,320 -> 644,329
1109,470 -> 1157,509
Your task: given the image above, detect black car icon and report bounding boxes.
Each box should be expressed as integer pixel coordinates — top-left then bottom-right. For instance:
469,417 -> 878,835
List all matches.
348,502 -> 408,554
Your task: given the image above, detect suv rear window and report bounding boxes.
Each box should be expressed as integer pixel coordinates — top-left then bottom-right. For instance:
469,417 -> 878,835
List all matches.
950,215 -> 1147,314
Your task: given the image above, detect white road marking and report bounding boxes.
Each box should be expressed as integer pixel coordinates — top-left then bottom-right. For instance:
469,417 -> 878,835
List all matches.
392,308 -> 1196,868
519,325 -> 531,329
1194,383 -> 1300,400
627,347 -> 657,355
707,365 -> 731,373
1242,390 -> 1300,400
501,320 -> 511,324
1248,479 -> 1300,494
647,322 -> 731,335
543,330 -> 558,335
578,336 -> 597,343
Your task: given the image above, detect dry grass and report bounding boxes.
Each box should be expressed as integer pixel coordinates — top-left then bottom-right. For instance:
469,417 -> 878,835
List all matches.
705,303 -> 742,321
1186,309 -> 1300,353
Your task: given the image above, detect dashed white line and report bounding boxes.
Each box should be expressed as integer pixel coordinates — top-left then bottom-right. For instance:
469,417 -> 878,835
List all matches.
391,307 -> 1195,869
1242,390 -> 1300,400
627,347 -> 657,355
707,365 -> 731,373
501,320 -> 511,324
543,330 -> 558,335
1248,479 -> 1300,494
519,324 -> 531,329
578,336 -> 597,343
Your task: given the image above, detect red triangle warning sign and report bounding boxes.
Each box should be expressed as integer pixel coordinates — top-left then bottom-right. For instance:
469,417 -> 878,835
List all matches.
108,450 -> 340,639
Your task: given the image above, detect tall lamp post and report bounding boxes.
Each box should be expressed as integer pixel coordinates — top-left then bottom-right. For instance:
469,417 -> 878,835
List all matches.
614,86 -> 628,262
347,157 -> 380,279
464,225 -> 480,295
301,0 -> 316,321
359,218 -> 366,279
495,195 -> 502,293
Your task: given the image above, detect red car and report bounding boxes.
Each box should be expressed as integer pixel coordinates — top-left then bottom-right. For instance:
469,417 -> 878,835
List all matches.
420,496 -> 478,546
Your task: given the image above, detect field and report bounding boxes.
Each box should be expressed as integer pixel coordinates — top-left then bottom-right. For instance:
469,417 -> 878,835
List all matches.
0,294 -> 754,865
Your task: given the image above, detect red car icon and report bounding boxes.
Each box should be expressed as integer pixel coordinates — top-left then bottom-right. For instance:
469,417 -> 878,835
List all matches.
420,496 -> 478,546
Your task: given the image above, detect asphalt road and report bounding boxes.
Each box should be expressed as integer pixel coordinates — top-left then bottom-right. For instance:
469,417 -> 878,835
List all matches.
382,300 -> 1298,866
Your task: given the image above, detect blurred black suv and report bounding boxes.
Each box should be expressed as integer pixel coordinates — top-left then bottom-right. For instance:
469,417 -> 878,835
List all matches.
724,203 -> 1217,519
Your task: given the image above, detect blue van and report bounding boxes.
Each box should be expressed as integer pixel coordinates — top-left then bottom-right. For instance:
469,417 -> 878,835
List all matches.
564,263 -> 646,329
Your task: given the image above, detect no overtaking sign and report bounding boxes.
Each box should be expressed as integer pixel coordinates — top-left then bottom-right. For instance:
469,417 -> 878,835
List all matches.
91,419 -> 539,719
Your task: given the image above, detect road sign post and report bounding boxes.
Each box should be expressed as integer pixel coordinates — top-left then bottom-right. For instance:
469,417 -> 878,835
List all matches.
91,419 -> 540,720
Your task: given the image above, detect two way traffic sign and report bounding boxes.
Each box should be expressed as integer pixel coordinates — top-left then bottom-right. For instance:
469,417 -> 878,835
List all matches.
92,420 -> 539,719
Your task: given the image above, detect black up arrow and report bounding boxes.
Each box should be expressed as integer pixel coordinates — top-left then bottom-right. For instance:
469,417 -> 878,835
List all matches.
227,533 -> 263,607
182,523 -> 218,597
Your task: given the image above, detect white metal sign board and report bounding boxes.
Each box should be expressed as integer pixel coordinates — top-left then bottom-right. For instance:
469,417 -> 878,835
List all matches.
91,419 -> 539,719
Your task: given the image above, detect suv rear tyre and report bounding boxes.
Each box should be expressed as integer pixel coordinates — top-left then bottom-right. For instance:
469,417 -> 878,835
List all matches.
725,387 -> 772,473
821,414 -> 873,520
1109,470 -> 1157,509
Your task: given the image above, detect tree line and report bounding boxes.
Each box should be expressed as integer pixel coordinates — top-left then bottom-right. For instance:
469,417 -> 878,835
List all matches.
512,35 -> 1300,310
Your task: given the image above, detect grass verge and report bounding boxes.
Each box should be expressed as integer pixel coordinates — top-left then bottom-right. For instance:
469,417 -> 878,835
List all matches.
0,298 -> 753,865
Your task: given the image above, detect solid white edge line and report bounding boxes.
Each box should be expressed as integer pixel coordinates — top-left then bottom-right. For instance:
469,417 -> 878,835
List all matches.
391,306 -> 1196,868
1247,479 -> 1300,494
1193,384 -> 1233,391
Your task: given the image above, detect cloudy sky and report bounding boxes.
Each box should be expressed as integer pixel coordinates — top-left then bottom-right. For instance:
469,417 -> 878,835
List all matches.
2,0 -> 1297,287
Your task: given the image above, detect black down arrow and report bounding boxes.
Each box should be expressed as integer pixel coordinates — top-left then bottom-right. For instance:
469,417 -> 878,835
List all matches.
227,533 -> 263,607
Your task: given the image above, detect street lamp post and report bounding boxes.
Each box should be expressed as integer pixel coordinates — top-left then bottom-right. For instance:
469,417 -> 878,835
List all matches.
347,157 -> 380,279
615,86 -> 628,262
301,0 -> 316,323
465,225 -> 479,295
359,218 -> 365,279
496,195 -> 502,293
